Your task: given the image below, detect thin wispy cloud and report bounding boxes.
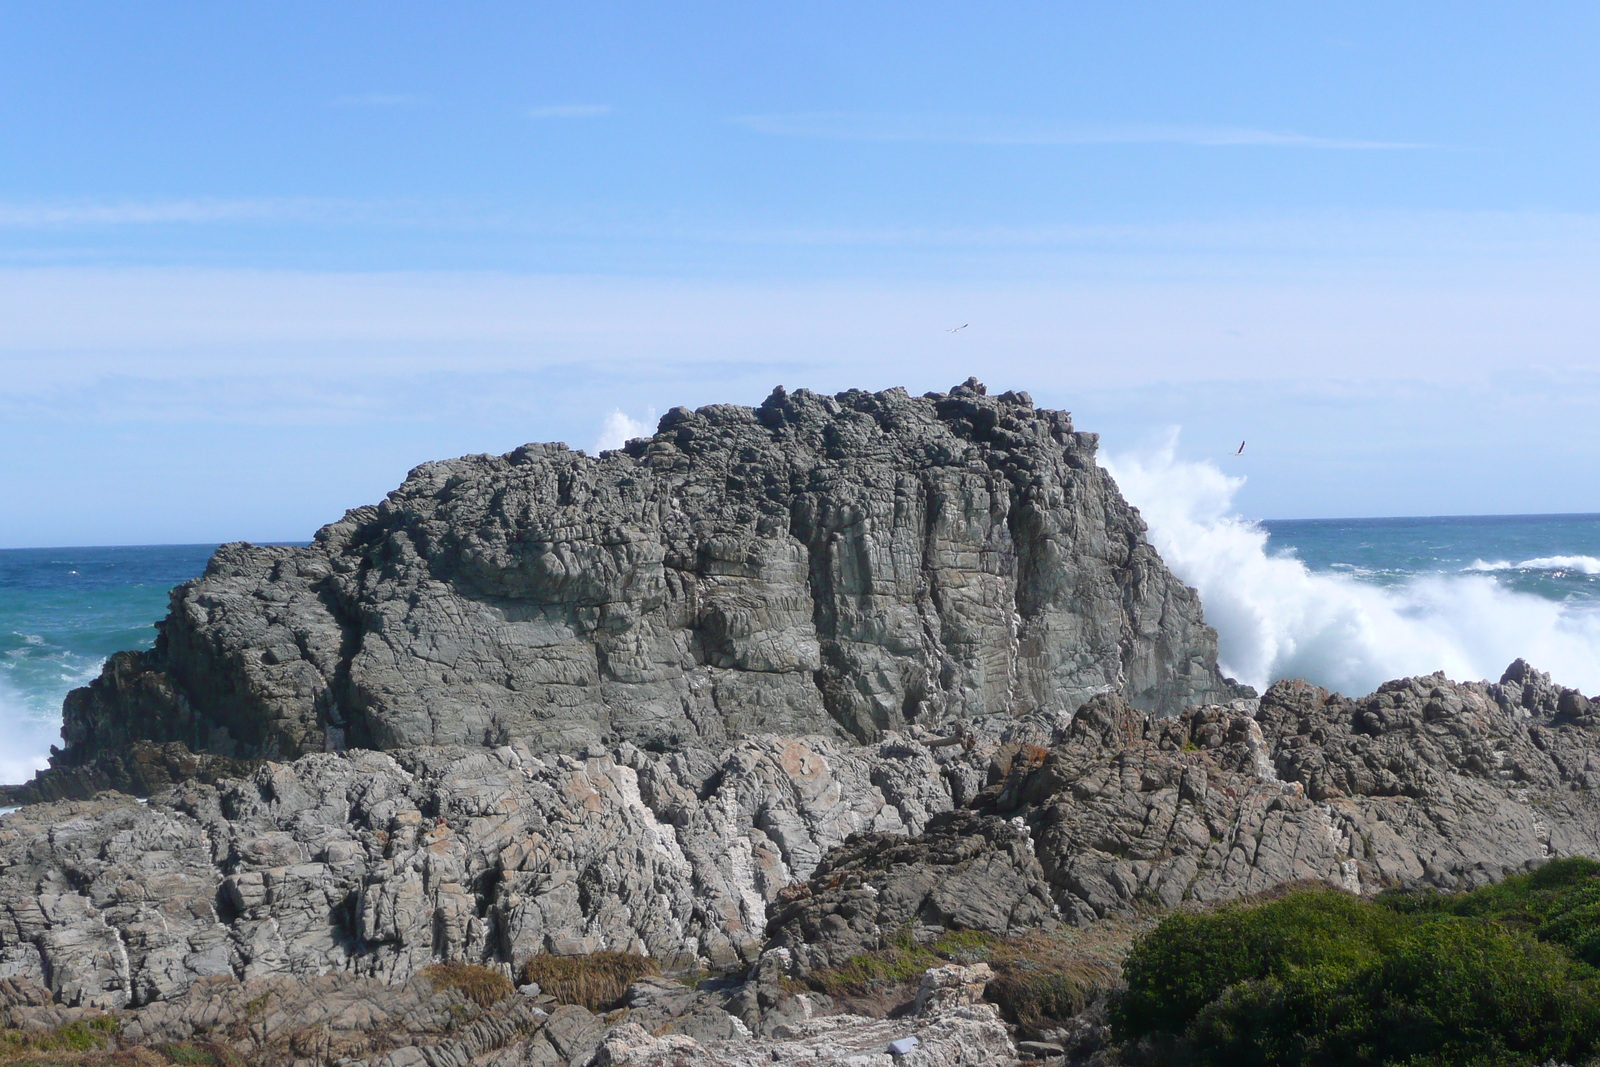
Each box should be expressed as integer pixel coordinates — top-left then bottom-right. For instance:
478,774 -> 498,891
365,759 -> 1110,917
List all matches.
0,198 -> 388,227
331,92 -> 433,108
733,112 -> 1430,150
526,104 -> 612,119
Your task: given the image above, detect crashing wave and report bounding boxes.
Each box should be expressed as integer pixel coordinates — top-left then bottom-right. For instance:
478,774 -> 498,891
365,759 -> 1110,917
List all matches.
1104,435 -> 1600,696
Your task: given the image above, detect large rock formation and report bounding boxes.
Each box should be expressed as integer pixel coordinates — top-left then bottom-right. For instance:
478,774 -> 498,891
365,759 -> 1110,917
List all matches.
10,381 -> 1600,1064
762,662 -> 1600,984
5,663 -> 1600,1019
36,380 -> 1237,793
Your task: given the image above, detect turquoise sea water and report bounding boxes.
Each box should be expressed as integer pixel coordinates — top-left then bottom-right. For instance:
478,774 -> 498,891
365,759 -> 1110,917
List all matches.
2,515 -> 1599,784
0,544 -> 218,782
1261,514 -> 1600,603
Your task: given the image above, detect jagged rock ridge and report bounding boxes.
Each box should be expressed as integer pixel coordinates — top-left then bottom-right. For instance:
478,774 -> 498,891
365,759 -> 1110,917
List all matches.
43,380 -> 1237,785
5,662 -> 1599,1018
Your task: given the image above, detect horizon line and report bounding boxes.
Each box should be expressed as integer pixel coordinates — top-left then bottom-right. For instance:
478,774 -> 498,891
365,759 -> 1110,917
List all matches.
7,511 -> 1600,553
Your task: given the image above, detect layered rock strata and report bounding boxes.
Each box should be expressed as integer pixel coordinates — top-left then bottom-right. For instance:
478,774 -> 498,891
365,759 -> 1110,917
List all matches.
4,663 -> 1598,1019
34,380 -> 1237,796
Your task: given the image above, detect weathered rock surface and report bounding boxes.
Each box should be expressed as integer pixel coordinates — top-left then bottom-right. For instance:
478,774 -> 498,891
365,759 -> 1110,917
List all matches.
762,665 -> 1600,972
593,963 -> 1015,1067
26,380 -> 1237,799
1016,664 -> 1600,921
0,731 -> 972,1011
764,810 -> 1059,974
0,964 -> 1017,1067
6,663 -> 1600,1020
0,969 -> 579,1066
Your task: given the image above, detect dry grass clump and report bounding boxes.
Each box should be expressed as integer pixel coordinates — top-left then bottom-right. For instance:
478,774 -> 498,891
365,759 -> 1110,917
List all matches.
802,920 -> 1147,1028
521,952 -> 661,1012
421,962 -> 515,1008
0,1016 -> 255,1066
985,930 -> 1123,1028
0,1016 -> 118,1063
151,1044 -> 245,1066
0,1041 -> 244,1066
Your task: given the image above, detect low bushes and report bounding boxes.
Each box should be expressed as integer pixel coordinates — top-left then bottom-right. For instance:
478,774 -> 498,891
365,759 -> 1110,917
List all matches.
520,952 -> 660,1012
1114,882 -> 1600,1067
1383,855 -> 1600,965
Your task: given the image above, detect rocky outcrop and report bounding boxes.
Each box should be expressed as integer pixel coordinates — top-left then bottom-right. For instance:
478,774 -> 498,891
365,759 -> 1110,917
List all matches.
759,664 -> 1600,974
28,380 -> 1237,798
13,381 -> 1600,1063
0,970 -> 574,1066
764,810 -> 1060,974
0,963 -> 1019,1067
1016,664 -> 1600,920
0,731 -> 973,1011
594,963 -> 1014,1066
6,664 -> 1600,1019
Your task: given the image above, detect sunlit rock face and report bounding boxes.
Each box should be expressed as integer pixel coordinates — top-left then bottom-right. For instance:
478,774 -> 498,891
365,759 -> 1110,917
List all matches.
49,380 -> 1234,772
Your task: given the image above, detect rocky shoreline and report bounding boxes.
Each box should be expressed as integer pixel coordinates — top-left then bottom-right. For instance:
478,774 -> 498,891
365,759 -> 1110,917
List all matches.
3,660 -> 1597,1063
4,383 -> 1599,1065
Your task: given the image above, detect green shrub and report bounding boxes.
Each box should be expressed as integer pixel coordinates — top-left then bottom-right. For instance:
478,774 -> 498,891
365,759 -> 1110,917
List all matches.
1383,856 -> 1600,966
1114,885 -> 1600,1067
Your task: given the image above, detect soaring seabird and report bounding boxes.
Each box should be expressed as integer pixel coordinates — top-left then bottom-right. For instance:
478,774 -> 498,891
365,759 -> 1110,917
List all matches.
1233,441 -> 1246,456
946,324 -> 968,333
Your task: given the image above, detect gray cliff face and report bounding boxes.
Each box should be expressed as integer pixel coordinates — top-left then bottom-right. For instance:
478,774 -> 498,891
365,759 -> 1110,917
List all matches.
49,380 -> 1235,778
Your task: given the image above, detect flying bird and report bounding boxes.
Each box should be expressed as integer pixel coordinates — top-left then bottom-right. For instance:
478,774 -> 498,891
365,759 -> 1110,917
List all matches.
946,324 -> 968,333
1233,441 -> 1246,456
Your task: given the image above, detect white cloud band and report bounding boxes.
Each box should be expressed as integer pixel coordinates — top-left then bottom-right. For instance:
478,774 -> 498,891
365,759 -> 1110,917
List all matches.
733,112 -> 1429,150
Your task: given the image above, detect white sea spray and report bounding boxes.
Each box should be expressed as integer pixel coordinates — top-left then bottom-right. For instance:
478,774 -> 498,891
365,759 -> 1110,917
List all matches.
0,674 -> 58,784
1465,555 -> 1600,575
1105,437 -> 1600,696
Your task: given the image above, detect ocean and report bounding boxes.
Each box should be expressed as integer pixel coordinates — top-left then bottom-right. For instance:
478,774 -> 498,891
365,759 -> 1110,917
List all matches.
3,501 -> 1600,785
0,544 -> 220,783
1105,446 -> 1600,701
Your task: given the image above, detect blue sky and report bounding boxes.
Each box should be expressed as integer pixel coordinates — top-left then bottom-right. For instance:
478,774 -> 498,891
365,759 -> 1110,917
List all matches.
2,3 -> 1599,546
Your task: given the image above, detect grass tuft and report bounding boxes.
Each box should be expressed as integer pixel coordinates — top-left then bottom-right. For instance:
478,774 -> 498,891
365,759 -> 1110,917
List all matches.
521,952 -> 661,1012
801,923 -> 1133,1029
0,1015 -> 121,1064
421,961 -> 515,1008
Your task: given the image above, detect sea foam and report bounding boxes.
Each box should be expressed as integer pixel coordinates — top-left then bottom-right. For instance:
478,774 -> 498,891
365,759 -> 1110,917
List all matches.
1104,438 -> 1600,697
0,676 -> 57,785
1465,555 -> 1600,575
